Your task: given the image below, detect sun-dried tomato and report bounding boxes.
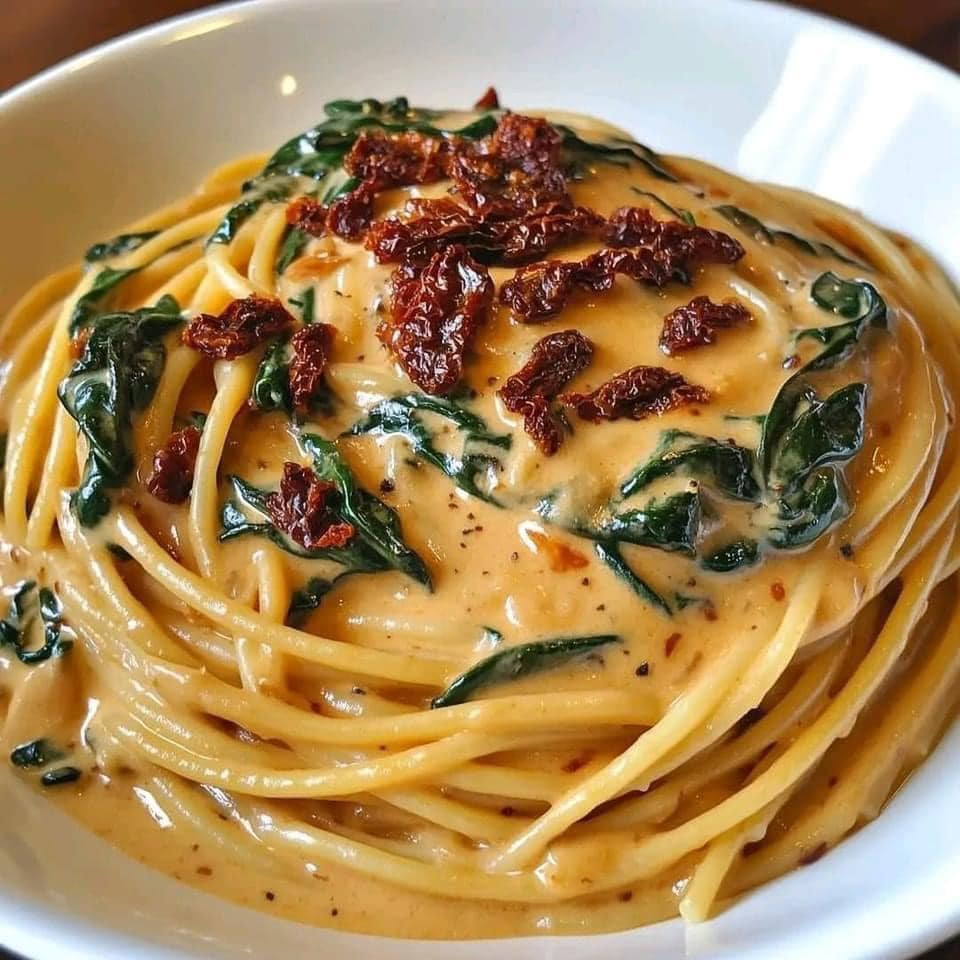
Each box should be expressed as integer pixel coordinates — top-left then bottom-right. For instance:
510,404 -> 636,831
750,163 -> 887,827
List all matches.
366,198 -> 602,267
499,329 -> 594,453
146,426 -> 201,504
344,130 -> 449,188
447,113 -> 571,219
286,196 -> 328,237
326,178 -> 378,241
604,207 -> 745,280
561,365 -> 709,421
265,462 -> 354,550
498,261 -> 583,321
474,86 -> 500,110
380,244 -> 494,395
289,322 -> 336,411
182,296 -> 294,359
659,296 -> 751,354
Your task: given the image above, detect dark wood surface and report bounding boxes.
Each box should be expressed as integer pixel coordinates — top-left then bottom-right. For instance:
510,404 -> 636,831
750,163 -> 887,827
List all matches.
0,1 -> 957,957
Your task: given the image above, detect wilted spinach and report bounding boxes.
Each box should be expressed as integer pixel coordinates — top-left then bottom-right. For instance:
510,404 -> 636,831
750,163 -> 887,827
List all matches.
0,581 -> 73,665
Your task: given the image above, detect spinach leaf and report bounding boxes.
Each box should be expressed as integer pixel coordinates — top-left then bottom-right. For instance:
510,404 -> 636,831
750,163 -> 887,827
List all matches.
620,430 -> 760,502
208,176 -> 300,246
10,738 -> 63,768
84,231 -> 160,264
288,288 -> 315,324
59,295 -> 183,526
556,126 -> 677,182
431,634 -> 620,708
600,491 -> 700,554
41,767 -> 81,787
276,227 -> 311,274
301,432 -> 432,587
769,469 -> 849,549
594,541 -> 672,615
250,338 -> 292,412
702,538 -> 760,572
630,187 -> 696,225
714,205 -> 862,266
767,383 -> 866,494
287,576 -> 338,626
68,267 -> 141,335
346,394 -> 511,504
221,436 -> 431,588
0,582 -> 73,665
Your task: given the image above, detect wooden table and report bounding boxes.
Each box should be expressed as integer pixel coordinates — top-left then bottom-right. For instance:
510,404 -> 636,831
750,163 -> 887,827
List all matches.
0,1 -> 957,958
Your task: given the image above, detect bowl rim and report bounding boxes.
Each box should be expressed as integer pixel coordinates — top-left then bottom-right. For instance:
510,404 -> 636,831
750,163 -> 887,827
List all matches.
0,1 -> 958,958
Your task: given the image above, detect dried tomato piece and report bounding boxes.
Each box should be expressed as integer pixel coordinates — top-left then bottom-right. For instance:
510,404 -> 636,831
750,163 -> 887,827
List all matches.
289,322 -> 336,411
499,261 -> 582,321
366,198 -> 488,264
492,114 -> 563,172
146,426 -> 201,504
474,86 -> 500,110
604,206 -> 745,279
286,196 -> 328,237
344,130 -> 449,188
183,296 -> 294,359
494,204 -> 604,263
659,296 -> 751,354
265,462 -> 354,550
380,244 -> 494,395
499,329 -> 594,454
326,178 -> 378,241
561,366 -> 709,421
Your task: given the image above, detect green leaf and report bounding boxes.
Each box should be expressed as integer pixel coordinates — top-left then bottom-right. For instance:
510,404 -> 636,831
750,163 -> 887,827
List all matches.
769,469 -> 849,549
41,766 -> 81,787
630,187 -> 695,225
620,429 -> 760,502
276,226 -> 311,274
803,273 -> 888,369
556,126 -> 676,182
714,205 -> 862,266
431,634 -> 620,708
288,287 -> 315,324
287,576 -> 338,626
208,176 -> 299,246
594,541 -> 672,616
10,738 -> 63,768
300,433 -> 432,588
601,491 -> 700,555
767,383 -> 866,494
346,394 -> 511,504
84,231 -> 160,264
68,267 -> 141,335
0,582 -> 73,665
701,538 -> 760,572
59,296 -> 182,526
250,338 -> 292,413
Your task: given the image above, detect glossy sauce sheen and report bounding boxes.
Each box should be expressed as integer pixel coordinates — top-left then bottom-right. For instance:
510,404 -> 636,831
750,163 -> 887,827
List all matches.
0,107 -> 935,938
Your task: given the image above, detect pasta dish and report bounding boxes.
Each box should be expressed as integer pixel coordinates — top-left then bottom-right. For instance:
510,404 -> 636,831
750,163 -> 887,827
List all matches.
1,91 -> 958,937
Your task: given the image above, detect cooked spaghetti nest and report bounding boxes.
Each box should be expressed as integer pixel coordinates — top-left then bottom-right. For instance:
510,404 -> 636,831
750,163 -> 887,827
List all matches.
1,97 -> 958,938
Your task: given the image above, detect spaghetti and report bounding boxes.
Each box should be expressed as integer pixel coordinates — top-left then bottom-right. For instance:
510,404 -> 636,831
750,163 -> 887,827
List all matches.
0,95 -> 958,937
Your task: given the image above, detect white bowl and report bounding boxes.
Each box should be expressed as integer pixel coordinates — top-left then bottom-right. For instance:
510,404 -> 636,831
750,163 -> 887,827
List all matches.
1,1 -> 958,958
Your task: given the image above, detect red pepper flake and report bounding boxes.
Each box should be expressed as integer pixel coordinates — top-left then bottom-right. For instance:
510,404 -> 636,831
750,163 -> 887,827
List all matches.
529,531 -> 589,571
771,580 -> 786,602
635,661 -> 650,677
704,604 -> 719,622
561,366 -> 709,422
182,296 -> 294,359
196,865 -> 213,877
71,326 -> 92,359
265,462 -> 354,550
286,196 -> 328,237
474,86 -> 500,110
618,890 -> 634,903
500,805 -> 515,817
379,244 -> 493,395
499,329 -> 594,454
344,130 -> 450,188
664,632 -> 682,657
659,296 -> 751,355
798,842 -> 828,866
146,426 -> 201,504
289,322 -> 336,411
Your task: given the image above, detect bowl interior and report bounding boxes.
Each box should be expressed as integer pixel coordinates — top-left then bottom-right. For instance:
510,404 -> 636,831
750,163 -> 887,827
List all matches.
0,1 -> 958,958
